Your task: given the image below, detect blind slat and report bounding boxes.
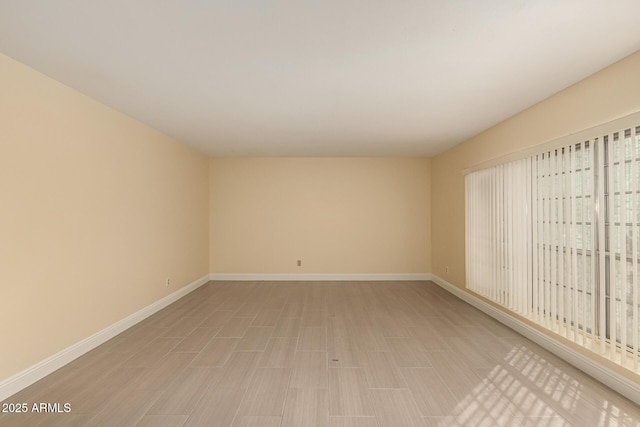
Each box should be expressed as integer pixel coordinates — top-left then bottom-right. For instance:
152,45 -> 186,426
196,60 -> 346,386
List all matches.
608,134 -> 617,360
619,134 -> 628,365
633,127 -> 639,370
571,145 -> 579,341
598,138 -> 607,355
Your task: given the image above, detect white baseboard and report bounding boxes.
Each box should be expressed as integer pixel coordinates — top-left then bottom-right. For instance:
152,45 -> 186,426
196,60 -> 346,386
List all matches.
430,274 -> 640,406
0,274 -> 210,402
209,273 -> 432,281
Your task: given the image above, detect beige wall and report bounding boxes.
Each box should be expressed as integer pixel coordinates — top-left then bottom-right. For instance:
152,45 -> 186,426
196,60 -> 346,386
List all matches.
432,50 -> 640,288
209,158 -> 431,274
0,54 -> 210,381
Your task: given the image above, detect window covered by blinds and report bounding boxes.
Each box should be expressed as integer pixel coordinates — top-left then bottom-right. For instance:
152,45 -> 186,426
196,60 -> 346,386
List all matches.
466,117 -> 640,372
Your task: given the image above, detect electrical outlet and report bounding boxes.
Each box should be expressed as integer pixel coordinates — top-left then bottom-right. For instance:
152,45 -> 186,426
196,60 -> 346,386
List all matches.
297,260 -> 302,267
445,266 -> 449,274
165,277 -> 171,287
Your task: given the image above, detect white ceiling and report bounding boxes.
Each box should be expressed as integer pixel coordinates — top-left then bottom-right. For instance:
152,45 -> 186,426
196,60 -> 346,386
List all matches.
1,1 -> 640,157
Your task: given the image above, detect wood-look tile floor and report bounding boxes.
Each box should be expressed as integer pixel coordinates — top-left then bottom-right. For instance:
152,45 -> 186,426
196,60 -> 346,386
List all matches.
2,281 -> 640,426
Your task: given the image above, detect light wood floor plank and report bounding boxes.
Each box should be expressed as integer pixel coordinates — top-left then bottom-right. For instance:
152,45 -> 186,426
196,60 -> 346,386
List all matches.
60,367 -> 147,414
173,327 -> 220,353
302,310 -> 326,327
183,386 -> 246,427
375,316 -> 414,338
329,417 -> 379,427
209,351 -> 262,389
424,351 -> 482,390
161,316 -> 202,338
132,352 -> 196,390
409,326 -> 450,352
85,387 -> 163,427
328,368 -> 374,417
111,324 -> 169,348
147,367 -> 214,415
259,338 -> 298,367
369,388 -> 425,427
515,416 -> 572,427
362,351 -> 407,388
232,416 -> 282,427
191,337 -> 239,367
352,327 -> 390,352
282,388 -> 329,427
298,327 -> 327,351
3,280 -> 638,427
235,327 -> 273,352
236,368 -> 291,416
252,309 -> 282,327
217,317 -> 255,338
281,303 -> 305,318
290,351 -> 328,389
135,415 -> 189,427
200,310 -> 236,328
400,367 -> 461,416
386,337 -> 432,368
122,337 -> 182,368
328,348 -> 366,368
273,317 -> 302,338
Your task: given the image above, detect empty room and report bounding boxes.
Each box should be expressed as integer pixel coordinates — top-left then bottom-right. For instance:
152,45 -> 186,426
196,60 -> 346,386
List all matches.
2,1 -> 640,426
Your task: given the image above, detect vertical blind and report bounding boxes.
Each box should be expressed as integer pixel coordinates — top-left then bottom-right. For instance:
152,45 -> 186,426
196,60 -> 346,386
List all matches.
466,117 -> 640,372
